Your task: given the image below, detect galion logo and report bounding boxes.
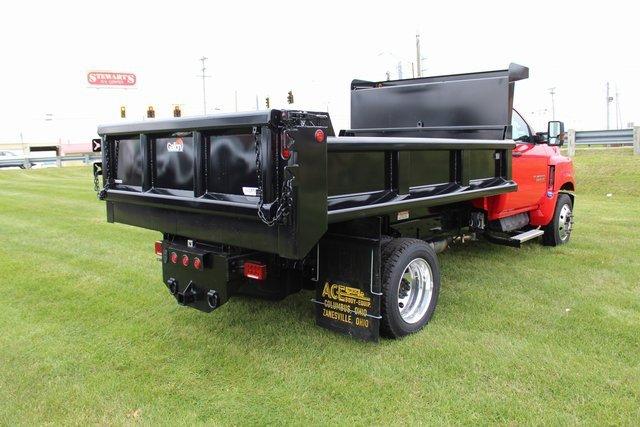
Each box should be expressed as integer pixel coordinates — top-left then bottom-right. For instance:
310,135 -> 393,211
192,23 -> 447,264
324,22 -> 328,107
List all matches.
167,138 -> 184,153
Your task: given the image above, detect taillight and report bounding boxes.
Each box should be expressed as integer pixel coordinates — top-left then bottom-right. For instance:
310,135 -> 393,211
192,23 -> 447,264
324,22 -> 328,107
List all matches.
315,129 -> 325,143
154,241 -> 163,256
193,257 -> 202,270
243,261 -> 267,280
170,251 -> 178,264
181,254 -> 190,267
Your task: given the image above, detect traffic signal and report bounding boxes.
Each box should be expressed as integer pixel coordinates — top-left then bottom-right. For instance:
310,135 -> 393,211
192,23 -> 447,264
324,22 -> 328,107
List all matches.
265,97 -> 270,108
120,106 -> 126,118
173,105 -> 181,117
287,91 -> 294,104
147,106 -> 155,118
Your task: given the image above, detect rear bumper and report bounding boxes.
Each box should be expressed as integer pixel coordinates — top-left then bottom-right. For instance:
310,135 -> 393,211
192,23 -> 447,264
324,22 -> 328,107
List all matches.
160,241 -> 240,312
159,238 -> 304,312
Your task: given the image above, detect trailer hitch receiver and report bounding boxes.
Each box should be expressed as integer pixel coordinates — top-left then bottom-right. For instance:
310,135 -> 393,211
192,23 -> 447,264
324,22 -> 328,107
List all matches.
176,281 -> 201,305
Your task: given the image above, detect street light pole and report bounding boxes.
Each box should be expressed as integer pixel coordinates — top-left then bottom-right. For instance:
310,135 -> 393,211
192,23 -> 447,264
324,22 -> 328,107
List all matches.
548,87 -> 556,121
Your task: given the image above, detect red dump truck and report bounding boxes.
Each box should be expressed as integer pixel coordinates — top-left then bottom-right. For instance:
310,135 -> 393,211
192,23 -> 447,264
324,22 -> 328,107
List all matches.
93,63 -> 575,341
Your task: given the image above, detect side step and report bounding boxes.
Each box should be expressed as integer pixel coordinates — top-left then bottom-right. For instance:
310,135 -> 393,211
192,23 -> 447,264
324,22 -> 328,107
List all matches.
484,228 -> 544,248
510,228 -> 545,244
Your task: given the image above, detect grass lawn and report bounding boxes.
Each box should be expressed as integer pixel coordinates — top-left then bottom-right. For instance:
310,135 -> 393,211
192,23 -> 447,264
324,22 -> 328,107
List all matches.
0,149 -> 639,425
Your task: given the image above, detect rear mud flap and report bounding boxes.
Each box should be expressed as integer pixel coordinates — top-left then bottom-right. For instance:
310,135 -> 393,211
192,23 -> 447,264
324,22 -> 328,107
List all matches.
313,233 -> 381,342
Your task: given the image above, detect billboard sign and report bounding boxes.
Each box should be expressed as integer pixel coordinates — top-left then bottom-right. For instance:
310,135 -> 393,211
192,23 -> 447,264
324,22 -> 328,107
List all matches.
87,71 -> 137,87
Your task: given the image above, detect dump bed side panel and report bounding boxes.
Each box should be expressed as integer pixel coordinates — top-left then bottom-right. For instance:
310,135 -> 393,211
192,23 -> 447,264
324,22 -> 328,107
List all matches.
325,137 -> 516,223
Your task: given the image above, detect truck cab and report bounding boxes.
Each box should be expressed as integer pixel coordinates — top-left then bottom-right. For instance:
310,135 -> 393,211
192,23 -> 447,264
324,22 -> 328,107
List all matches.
475,109 -> 575,245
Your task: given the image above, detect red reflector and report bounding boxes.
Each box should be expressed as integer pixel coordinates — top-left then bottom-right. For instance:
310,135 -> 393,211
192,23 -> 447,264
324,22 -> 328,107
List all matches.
281,146 -> 291,160
170,252 -> 178,264
154,241 -> 163,256
181,254 -> 190,267
243,261 -> 267,280
193,257 -> 202,270
314,129 -> 325,143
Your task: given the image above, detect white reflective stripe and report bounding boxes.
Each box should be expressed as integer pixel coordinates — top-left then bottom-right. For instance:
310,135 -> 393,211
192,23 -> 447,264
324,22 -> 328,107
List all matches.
242,186 -> 258,196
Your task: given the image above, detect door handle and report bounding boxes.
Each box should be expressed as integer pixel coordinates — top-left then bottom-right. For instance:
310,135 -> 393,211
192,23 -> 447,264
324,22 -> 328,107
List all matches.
512,152 -> 523,157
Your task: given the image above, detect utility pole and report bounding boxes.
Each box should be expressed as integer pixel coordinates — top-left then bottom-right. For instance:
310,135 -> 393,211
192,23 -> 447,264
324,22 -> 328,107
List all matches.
415,34 -> 422,77
198,57 -> 211,115
397,62 -> 403,80
548,87 -> 556,120
606,82 -> 613,130
615,86 -> 621,129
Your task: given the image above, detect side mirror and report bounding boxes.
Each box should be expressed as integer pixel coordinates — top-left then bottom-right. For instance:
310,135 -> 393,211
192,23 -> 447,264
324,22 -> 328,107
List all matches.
547,121 -> 565,146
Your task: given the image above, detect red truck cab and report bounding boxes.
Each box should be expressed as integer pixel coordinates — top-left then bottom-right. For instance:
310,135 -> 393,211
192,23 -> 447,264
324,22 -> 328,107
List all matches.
475,110 -> 575,245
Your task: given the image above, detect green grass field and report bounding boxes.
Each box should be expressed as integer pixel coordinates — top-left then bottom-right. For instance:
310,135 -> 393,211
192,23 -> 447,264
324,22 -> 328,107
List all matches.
1,149 -> 639,425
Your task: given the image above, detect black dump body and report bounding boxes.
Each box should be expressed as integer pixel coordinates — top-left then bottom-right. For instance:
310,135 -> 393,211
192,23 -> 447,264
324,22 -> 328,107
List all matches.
94,64 -> 529,340
96,64 -> 527,262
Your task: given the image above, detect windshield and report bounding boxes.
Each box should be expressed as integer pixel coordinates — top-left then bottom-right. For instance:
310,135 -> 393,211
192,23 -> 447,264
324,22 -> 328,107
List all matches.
511,110 -> 531,141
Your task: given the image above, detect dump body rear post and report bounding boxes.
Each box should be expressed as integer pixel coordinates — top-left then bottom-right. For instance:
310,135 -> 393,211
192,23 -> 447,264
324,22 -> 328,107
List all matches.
93,63 -> 575,341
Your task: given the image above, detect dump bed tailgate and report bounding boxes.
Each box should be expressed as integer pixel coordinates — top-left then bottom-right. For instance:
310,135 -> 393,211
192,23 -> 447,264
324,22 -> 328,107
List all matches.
96,110 -> 330,260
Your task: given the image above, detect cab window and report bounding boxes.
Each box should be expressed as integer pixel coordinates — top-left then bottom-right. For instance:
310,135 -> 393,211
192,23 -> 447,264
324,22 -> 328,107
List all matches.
511,110 -> 531,142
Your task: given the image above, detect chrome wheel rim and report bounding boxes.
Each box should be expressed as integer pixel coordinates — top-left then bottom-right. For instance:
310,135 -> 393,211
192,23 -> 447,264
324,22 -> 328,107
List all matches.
397,258 -> 433,324
558,204 -> 573,241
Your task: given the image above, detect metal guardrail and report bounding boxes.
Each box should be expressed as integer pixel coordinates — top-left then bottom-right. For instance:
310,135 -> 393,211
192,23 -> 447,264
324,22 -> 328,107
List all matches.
567,127 -> 639,157
0,154 -> 100,168
575,129 -> 634,145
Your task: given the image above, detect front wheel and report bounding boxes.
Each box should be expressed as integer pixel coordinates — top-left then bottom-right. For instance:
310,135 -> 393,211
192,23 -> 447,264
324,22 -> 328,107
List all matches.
380,238 -> 440,338
543,193 -> 574,246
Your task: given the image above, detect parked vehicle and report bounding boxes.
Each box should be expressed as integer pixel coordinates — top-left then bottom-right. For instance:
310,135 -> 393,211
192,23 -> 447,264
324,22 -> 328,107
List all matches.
0,151 -> 33,169
93,63 -> 575,341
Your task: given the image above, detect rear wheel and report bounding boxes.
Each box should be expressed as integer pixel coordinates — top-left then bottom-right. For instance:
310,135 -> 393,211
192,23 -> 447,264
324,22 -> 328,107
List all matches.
543,193 -> 573,246
380,238 -> 440,338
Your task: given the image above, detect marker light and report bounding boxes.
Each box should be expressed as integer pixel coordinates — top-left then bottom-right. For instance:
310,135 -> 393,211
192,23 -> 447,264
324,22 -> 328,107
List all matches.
547,165 -> 556,191
314,129 -> 325,143
281,145 -> 292,160
243,261 -> 267,280
170,251 -> 178,264
154,241 -> 163,256
193,257 -> 202,270
181,254 -> 190,267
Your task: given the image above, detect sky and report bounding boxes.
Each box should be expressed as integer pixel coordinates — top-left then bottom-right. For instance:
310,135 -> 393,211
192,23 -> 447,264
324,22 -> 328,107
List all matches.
0,0 -> 637,145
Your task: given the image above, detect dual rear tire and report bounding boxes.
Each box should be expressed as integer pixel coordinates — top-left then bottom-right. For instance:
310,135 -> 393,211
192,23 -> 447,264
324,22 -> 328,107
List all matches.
380,238 -> 440,338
